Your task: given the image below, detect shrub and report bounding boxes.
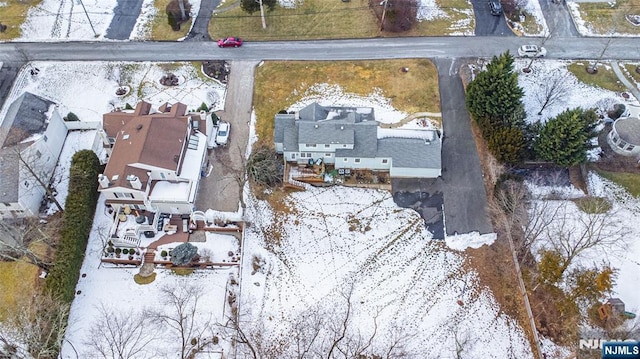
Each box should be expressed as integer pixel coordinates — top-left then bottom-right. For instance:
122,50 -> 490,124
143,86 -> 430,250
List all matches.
161,250 -> 168,257
115,248 -> 122,255
107,246 -> 115,253
191,338 -> 198,346
211,112 -> 219,126
122,248 -> 129,255
64,112 -> 79,122
199,102 -> 209,112
44,150 -> 100,303
124,103 -> 134,110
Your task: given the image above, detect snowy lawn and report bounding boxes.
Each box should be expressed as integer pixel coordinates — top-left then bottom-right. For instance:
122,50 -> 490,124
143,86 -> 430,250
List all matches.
515,59 -> 638,124
568,0 -> 640,37
240,186 -> 535,358
0,61 -> 226,127
526,173 -> 640,316
61,196 -> 238,358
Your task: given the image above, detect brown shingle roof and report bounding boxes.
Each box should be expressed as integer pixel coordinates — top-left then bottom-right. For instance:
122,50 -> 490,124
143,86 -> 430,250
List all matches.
102,102 -> 189,190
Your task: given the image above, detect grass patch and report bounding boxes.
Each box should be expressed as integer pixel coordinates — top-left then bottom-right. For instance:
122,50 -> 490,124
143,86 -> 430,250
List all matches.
134,272 -> 157,284
253,59 -> 440,147
595,170 -> 640,197
171,267 -> 194,276
0,261 -> 40,320
567,62 -> 627,93
0,0 -> 42,40
209,0 -> 472,40
151,0 -> 192,40
623,63 -> 640,85
573,0 -> 640,36
573,196 -> 612,213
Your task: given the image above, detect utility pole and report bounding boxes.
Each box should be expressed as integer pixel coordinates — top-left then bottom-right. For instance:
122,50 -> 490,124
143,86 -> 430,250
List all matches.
379,0 -> 389,32
78,0 -> 97,37
258,0 -> 266,29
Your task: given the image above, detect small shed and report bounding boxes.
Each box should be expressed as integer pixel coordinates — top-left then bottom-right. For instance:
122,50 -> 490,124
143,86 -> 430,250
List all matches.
607,116 -> 640,156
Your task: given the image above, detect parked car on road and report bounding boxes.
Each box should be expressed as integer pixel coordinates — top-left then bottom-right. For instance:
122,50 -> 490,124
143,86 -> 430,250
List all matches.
517,45 -> 547,58
218,37 -> 243,48
489,0 -> 503,15
215,122 -> 230,146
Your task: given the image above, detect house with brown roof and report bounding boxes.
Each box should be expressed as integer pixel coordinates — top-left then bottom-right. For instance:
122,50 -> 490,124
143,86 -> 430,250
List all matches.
98,101 -> 211,217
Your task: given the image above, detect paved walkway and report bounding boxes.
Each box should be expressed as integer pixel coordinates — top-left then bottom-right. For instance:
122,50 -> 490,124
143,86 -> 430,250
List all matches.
610,61 -> 640,101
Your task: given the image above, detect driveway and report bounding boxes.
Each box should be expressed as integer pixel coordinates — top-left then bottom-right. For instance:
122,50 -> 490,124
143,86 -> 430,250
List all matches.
539,0 -> 580,37
104,0 -> 144,40
186,0 -> 222,41
392,178 -> 445,239
434,58 -> 493,236
195,60 -> 259,212
0,62 -> 24,114
472,0 -> 515,36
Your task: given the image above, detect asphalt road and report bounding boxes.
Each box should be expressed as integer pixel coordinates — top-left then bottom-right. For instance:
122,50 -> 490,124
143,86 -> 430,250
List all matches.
1,36 -> 639,63
104,0 -> 144,40
472,0 -> 515,36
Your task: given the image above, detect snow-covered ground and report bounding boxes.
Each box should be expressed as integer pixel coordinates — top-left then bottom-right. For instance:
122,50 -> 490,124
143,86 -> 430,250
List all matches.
61,196 -> 237,358
0,61 -> 226,127
16,0 -> 201,41
516,59 -> 638,124
567,1 -> 640,37
241,186 -> 536,358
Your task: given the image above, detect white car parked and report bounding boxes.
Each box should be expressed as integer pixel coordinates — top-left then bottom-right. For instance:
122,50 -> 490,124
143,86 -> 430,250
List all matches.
215,121 -> 230,146
517,44 -> 547,58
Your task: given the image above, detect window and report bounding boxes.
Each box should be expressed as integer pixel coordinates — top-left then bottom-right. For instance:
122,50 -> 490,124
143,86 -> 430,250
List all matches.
325,144 -> 330,148
627,144 -> 635,151
307,144 -> 317,148
291,153 -> 296,159
114,192 -> 134,199
382,159 -> 388,164
355,159 -> 360,163
307,153 -> 312,157
617,140 -> 628,149
325,153 -> 332,157
300,153 -> 307,158
343,158 -> 348,162
160,172 -> 166,179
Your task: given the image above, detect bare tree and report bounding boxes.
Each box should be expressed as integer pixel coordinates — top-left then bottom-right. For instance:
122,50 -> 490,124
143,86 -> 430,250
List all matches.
0,217 -> 57,271
149,282 -> 214,359
84,304 -> 157,359
535,69 -> 571,115
544,201 -> 627,275
0,294 -> 70,359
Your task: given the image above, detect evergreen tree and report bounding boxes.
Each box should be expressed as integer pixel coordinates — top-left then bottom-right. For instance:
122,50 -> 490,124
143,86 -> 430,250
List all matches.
487,126 -> 526,164
466,52 -> 526,136
240,0 -> 277,14
534,108 -> 598,167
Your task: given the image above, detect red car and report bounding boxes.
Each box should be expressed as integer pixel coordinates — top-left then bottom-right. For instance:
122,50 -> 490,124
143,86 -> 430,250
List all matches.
218,37 -> 243,48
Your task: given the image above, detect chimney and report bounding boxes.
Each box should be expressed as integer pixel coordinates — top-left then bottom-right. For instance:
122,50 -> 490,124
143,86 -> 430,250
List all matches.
128,175 -> 142,190
98,174 -> 110,189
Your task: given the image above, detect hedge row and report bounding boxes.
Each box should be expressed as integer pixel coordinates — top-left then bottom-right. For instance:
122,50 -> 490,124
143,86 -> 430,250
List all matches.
45,150 -> 101,303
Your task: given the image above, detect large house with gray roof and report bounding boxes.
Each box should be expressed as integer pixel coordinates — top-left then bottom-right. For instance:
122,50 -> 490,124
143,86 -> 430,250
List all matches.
0,92 -> 68,218
274,102 -> 441,178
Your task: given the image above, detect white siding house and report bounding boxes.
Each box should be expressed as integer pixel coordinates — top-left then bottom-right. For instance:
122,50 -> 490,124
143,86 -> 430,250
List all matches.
607,117 -> 640,157
0,93 -> 68,218
274,102 -> 441,179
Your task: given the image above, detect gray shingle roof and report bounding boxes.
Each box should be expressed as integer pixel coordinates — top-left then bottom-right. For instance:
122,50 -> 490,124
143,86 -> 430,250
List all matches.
335,125 -> 378,157
274,114 -> 295,144
613,117 -> 640,145
1,92 -> 54,148
0,150 -> 20,203
298,122 -> 354,145
299,102 -> 329,122
377,137 -> 441,169
282,126 -> 298,152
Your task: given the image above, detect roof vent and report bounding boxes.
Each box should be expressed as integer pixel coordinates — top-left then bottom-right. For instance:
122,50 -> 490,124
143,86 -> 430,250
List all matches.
122,134 -> 130,140
340,126 -> 344,130
136,124 -> 143,131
